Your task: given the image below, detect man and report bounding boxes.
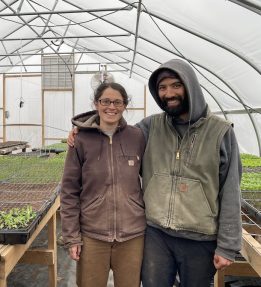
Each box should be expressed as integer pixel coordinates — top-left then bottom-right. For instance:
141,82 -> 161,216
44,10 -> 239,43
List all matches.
137,59 -> 242,287
67,59 -> 242,287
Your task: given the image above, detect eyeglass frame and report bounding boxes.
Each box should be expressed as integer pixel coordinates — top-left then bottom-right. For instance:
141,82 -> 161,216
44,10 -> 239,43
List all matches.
98,98 -> 125,107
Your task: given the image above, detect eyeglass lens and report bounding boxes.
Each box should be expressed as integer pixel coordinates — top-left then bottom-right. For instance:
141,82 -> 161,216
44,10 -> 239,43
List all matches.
99,98 -> 124,107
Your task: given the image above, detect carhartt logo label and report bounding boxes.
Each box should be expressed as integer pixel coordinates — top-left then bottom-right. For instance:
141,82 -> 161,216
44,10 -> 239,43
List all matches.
179,183 -> 188,192
128,160 -> 134,166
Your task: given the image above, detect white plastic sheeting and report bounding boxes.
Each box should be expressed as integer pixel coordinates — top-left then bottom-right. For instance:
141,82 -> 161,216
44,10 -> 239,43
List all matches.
0,0 -> 260,154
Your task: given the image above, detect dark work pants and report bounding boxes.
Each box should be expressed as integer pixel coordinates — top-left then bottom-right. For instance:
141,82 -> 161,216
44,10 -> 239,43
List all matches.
141,225 -> 217,287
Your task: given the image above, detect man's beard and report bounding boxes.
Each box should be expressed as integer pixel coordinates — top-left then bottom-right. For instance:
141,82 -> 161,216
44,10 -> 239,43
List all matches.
162,96 -> 189,117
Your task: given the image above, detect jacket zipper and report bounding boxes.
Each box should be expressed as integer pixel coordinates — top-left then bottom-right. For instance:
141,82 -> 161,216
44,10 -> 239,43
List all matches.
109,135 -> 117,240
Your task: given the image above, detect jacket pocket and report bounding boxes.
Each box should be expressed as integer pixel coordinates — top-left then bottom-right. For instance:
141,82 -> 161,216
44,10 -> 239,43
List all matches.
85,195 -> 105,209
80,195 -> 108,234
128,196 -> 145,210
143,173 -> 173,226
119,192 -> 146,235
173,177 -> 217,234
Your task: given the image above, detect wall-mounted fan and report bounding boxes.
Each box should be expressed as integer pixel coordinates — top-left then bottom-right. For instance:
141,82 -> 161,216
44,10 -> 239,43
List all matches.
90,65 -> 114,90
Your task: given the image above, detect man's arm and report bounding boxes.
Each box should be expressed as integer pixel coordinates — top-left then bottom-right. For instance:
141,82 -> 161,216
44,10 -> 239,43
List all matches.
215,127 -> 242,268
135,115 -> 153,143
67,115 -> 153,147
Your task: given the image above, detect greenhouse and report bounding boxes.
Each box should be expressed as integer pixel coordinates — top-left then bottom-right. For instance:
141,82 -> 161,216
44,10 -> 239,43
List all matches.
0,0 -> 260,287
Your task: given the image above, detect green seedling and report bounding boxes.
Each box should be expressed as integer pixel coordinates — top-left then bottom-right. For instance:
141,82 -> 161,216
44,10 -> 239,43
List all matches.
0,205 -> 37,230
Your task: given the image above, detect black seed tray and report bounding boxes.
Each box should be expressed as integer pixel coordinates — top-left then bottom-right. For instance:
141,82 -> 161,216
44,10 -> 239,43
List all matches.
0,185 -> 61,244
0,214 -> 41,244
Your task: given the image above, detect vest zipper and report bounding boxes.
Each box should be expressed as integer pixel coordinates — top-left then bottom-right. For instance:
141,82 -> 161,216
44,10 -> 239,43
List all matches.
168,130 -> 196,227
167,132 -> 181,227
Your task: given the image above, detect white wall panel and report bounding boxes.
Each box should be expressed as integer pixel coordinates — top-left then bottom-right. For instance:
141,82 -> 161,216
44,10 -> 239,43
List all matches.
228,114 -> 259,156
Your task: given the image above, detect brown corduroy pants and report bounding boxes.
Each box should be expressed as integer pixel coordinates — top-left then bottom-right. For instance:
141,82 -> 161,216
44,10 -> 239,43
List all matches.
76,235 -> 144,287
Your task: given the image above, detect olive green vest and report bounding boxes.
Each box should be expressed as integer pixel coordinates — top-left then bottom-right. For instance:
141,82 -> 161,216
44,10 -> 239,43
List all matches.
142,112 -> 231,235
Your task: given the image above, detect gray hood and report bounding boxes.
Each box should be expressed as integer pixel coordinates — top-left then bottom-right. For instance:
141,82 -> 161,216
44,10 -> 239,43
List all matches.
148,59 -> 207,123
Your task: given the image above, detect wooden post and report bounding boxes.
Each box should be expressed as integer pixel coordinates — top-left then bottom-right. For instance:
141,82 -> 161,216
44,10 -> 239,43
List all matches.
41,89 -> 45,147
3,74 -> 6,142
214,269 -> 225,287
48,211 -> 57,287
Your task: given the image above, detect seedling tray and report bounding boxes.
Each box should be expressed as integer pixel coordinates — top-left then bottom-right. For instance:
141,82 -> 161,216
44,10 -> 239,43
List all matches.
0,183 -> 60,244
0,214 -> 41,244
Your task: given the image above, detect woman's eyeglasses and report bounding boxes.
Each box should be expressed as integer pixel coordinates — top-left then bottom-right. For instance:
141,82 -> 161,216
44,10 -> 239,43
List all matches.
99,98 -> 124,107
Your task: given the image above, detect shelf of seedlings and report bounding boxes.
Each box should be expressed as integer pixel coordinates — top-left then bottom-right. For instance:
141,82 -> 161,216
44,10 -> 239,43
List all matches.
239,154 -> 261,277
0,144 -> 66,244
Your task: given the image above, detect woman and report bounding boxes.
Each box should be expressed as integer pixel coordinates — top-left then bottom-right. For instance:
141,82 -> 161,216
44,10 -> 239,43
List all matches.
60,82 -> 146,287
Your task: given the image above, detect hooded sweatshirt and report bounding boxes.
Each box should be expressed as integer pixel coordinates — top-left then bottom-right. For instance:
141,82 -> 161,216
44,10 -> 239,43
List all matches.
136,59 -> 242,261
60,111 -> 146,247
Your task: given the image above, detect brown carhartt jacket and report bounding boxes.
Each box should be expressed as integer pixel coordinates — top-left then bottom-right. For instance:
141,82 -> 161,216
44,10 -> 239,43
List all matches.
60,111 -> 146,247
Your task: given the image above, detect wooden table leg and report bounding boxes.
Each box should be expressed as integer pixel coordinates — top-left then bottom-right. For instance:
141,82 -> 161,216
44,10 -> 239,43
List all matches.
0,278 -> 7,287
214,270 -> 225,287
48,212 -> 57,287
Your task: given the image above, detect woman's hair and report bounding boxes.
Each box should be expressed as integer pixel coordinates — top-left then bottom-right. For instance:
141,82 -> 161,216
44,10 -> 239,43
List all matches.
93,82 -> 129,106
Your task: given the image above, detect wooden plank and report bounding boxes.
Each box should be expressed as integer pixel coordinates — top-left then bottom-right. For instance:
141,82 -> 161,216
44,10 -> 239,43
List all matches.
0,144 -> 28,155
48,212 -> 57,287
241,228 -> 261,276
243,224 -> 261,236
19,249 -> 54,265
215,261 -> 259,287
224,261 -> 259,277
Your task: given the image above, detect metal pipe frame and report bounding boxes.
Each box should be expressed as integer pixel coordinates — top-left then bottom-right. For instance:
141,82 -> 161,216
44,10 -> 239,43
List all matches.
0,61 -> 130,67
228,0 -> 261,15
0,49 -> 130,57
241,198 -> 261,224
118,0 -> 261,75
0,33 -> 131,41
0,0 -> 74,78
130,0 -> 142,77
214,108 -> 261,115
0,6 -> 132,17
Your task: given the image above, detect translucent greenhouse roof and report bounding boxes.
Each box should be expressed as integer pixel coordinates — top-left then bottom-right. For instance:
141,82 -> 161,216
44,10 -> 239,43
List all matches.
0,0 -> 261,154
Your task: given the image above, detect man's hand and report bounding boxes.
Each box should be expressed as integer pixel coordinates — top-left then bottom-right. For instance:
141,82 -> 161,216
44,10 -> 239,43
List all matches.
67,127 -> 79,147
69,244 -> 81,261
213,254 -> 232,270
